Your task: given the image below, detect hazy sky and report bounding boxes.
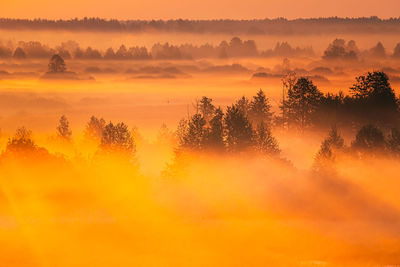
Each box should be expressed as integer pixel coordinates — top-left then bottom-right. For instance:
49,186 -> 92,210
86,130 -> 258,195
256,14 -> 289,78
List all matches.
1,0 -> 400,19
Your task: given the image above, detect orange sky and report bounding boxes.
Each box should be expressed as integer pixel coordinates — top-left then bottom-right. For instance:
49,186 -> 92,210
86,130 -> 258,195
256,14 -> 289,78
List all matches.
1,0 -> 400,19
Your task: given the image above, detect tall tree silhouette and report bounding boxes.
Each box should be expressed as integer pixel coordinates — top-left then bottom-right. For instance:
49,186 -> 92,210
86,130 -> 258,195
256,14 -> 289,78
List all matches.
182,114 -> 206,150
278,71 -> 297,129
313,125 -> 345,173
176,118 -> 189,147
235,96 -> 250,116
350,71 -> 398,128
204,108 -> 225,151
283,77 -> 323,131
199,96 -> 215,124
254,121 -> 280,156
249,89 -> 273,125
316,125 -> 345,161
224,105 -> 253,152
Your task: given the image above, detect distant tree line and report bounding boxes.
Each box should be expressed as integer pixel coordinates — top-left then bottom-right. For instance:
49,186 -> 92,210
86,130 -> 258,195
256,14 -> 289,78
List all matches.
322,38 -> 400,60
2,38 -> 400,61
1,17 -> 400,35
0,38 -> 314,60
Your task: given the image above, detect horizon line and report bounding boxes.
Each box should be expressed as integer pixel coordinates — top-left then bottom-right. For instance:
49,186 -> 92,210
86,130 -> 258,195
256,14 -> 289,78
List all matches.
1,16 -> 400,21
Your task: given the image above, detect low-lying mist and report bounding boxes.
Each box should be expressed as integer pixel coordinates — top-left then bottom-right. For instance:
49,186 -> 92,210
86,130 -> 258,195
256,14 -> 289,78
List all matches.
1,127 -> 400,266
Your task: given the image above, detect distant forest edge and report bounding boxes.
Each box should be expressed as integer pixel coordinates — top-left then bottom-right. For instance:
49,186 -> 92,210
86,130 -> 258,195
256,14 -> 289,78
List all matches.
2,38 -> 400,61
1,17 -> 400,34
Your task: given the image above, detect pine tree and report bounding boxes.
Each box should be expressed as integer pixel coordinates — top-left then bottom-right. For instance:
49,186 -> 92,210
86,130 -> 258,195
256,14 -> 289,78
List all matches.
204,108 -> 225,151
254,121 -> 280,156
235,96 -> 250,116
249,89 -> 273,125
224,105 -> 253,152
199,96 -> 215,124
283,77 -> 323,131
316,125 -> 345,161
182,114 -> 207,150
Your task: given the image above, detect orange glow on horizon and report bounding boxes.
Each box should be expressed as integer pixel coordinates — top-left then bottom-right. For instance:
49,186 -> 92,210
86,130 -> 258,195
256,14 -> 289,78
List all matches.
1,0 -> 400,20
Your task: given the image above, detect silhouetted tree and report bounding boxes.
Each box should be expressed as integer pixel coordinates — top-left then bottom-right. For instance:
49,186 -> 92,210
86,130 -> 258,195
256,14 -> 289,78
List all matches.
254,121 -> 280,156
100,122 -> 135,154
316,125 -> 345,160
393,43 -> 400,58
182,114 -> 207,150
176,118 -> 189,147
352,124 -> 386,153
313,92 -> 345,129
104,47 -> 116,59
235,96 -> 250,116
313,125 -> 345,173
387,128 -> 400,156
369,42 -> 386,58
56,115 -> 72,140
283,77 -> 323,131
322,39 -> 358,60
85,116 -> 106,141
3,127 -> 52,159
6,127 -> 36,152
350,71 -> 399,128
13,47 -> 26,59
224,105 -> 253,152
84,47 -> 102,59
116,45 -> 129,58
249,89 -> 273,125
48,54 -> 66,73
204,108 -> 225,151
199,96 -> 215,124
277,71 -> 297,129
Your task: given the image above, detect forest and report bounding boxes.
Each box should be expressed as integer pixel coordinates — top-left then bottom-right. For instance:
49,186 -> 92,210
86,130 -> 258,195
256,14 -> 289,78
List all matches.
1,37 -> 400,60
2,68 -> 400,169
1,17 -> 400,34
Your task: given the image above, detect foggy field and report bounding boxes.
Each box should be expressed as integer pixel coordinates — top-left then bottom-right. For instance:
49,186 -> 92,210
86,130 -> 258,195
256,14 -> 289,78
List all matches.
2,133 -> 400,266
